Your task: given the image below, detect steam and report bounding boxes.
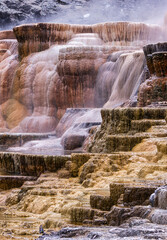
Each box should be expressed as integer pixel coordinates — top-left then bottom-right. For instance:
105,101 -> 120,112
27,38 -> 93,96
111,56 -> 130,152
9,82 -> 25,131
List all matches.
1,0 -> 167,30
50,0 -> 167,25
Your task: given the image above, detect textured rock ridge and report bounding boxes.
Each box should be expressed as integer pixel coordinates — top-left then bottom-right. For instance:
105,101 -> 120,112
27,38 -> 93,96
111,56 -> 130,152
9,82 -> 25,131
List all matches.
88,108 -> 167,153
13,22 -> 163,59
1,21 -> 159,133
0,152 -> 70,176
0,21 -> 166,133
0,30 -> 15,40
138,42 -> 167,106
0,106 -> 167,238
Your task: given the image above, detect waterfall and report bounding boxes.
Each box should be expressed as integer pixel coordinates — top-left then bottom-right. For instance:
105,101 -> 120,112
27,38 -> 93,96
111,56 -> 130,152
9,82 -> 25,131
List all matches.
95,50 -> 145,108
0,16 -> 167,152
0,21 -> 164,134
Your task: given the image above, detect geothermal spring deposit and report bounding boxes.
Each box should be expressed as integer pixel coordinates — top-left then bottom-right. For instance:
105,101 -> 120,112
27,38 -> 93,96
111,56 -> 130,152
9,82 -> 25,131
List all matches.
1,0 -> 167,239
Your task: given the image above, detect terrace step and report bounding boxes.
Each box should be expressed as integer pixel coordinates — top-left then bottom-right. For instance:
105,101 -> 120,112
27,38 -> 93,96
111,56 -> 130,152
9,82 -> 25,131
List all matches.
110,182 -> 158,207
101,108 -> 167,134
105,134 -> 148,152
90,194 -> 112,211
137,164 -> 167,178
131,119 -> 166,132
148,125 -> 167,137
89,180 -> 162,212
0,175 -> 37,190
156,137 -> 167,154
70,207 -> 108,225
0,152 -> 71,176
0,133 -> 55,149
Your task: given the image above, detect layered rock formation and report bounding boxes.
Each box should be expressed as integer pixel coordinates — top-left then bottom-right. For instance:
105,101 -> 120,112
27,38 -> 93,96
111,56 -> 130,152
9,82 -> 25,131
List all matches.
87,108 -> 167,152
13,22 -> 163,59
138,43 -> 167,106
0,33 -> 19,132
0,4 -> 167,240
0,108 -> 167,239
0,21 -> 165,133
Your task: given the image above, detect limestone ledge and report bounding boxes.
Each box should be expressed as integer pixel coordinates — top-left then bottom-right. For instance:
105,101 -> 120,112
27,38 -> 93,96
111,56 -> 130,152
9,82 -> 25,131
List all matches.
88,108 -> 167,153
0,30 -> 15,40
0,175 -> 37,190
13,22 -> 163,59
100,108 -> 167,134
0,152 -> 70,176
0,133 -> 54,147
138,78 -> 167,107
143,43 -> 167,77
143,42 -> 167,57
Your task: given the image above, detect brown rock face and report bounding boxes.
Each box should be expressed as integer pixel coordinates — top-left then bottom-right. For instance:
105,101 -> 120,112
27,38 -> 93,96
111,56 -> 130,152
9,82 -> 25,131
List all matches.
10,44 -> 112,132
1,99 -> 28,129
146,54 -> 155,75
143,42 -> 167,57
0,40 -> 18,105
56,46 -> 114,111
138,78 -> 167,107
123,186 -> 156,206
62,135 -> 86,151
152,52 -> 167,77
0,176 -> 37,190
0,152 -> 70,176
13,22 -> 163,59
90,195 -> 113,211
9,47 -> 60,132
0,30 -> 15,40
138,43 -> 167,107
0,37 -> 19,132
143,43 -> 167,77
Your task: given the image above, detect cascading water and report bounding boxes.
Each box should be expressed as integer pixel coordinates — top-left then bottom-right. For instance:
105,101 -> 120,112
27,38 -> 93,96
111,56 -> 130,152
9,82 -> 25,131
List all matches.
1,2 -> 167,239
0,2 -> 167,154
6,32 -> 105,154
95,50 -> 145,108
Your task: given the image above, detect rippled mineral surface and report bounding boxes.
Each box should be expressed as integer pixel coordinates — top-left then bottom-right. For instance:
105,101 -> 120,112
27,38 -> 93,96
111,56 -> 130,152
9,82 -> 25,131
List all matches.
0,1 -> 167,240
37,224 -> 167,240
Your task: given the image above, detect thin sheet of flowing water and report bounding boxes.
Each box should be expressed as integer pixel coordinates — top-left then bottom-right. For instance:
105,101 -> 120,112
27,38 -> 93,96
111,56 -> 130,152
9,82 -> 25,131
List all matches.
7,136 -> 64,156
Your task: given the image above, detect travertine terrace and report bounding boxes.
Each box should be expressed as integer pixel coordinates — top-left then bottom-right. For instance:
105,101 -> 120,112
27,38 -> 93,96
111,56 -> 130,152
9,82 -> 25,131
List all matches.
0,18 -> 167,240
0,21 -> 165,133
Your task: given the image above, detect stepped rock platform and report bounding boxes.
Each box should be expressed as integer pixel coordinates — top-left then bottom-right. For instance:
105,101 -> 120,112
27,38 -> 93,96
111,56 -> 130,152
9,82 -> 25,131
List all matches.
0,107 -> 167,239
0,133 -> 54,149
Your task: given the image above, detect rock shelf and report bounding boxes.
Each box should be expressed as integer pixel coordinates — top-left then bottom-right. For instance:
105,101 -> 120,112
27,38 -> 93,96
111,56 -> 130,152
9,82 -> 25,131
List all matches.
0,133 -> 54,148
0,152 -> 70,176
0,107 -> 166,239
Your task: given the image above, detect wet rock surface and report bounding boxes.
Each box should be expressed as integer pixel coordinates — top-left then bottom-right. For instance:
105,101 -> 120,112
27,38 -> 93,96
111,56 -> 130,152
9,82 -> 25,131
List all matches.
88,108 -> 167,153
0,175 -> 37,190
63,135 -> 86,150
138,78 -> 167,107
150,185 -> 167,209
1,21 -> 158,133
0,5 -> 167,237
36,223 -> 167,239
0,107 -> 166,239
152,52 -> 167,77
139,43 -> 167,107
0,152 -> 70,176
